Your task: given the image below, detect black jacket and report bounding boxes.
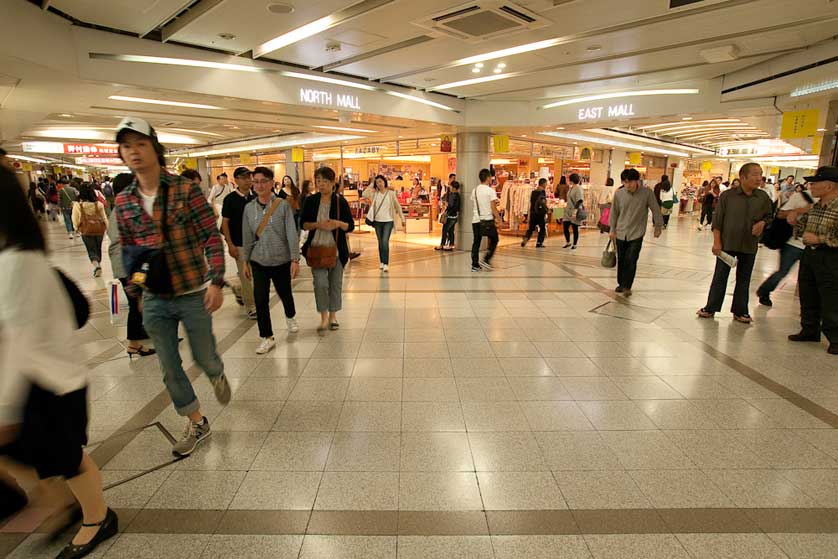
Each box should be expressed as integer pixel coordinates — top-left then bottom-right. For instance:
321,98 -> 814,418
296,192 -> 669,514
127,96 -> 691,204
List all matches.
445,191 -> 460,216
300,192 -> 355,266
529,189 -> 547,216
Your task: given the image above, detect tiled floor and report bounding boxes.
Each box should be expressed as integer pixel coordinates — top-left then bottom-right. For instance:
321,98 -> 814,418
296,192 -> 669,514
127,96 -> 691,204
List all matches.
3,216 -> 838,558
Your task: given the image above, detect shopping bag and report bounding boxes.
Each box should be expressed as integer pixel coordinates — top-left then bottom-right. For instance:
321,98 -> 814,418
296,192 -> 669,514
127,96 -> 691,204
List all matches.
601,240 -> 616,268
108,279 -> 129,326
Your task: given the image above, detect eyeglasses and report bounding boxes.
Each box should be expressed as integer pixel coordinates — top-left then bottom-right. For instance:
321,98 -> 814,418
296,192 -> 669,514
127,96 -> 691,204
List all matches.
252,179 -> 273,185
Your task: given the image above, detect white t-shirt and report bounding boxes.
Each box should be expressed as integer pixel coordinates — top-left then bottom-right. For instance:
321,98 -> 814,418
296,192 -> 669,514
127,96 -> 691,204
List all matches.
139,189 -> 155,216
472,183 -> 498,223
208,183 -> 231,209
372,191 -> 393,222
783,191 -> 817,249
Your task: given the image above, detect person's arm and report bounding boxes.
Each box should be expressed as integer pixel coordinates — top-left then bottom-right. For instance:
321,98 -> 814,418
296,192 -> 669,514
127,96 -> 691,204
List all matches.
241,205 -> 255,263
98,202 -> 108,222
301,195 -> 325,231
284,204 -> 301,264
221,217 -> 238,258
609,192 -> 620,239
648,189 -> 664,230
335,196 -> 355,233
186,181 -> 225,290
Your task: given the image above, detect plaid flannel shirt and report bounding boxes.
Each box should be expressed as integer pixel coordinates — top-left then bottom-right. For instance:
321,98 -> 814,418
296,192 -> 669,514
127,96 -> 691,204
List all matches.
115,172 -> 225,296
795,197 -> 838,248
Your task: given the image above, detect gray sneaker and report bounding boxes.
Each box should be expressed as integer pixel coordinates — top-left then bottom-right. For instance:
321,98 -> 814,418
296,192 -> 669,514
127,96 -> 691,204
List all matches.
172,418 -> 211,456
211,374 -> 231,405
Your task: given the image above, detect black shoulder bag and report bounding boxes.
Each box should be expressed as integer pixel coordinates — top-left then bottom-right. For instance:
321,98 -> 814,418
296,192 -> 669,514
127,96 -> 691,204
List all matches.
125,181 -> 174,295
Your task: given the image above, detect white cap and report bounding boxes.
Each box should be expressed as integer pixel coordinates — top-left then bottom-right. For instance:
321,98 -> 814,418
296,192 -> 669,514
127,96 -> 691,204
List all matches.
115,117 -> 155,141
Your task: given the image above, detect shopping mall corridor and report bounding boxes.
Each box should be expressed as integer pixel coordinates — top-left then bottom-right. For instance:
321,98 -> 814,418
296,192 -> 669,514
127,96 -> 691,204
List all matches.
3,215 -> 837,559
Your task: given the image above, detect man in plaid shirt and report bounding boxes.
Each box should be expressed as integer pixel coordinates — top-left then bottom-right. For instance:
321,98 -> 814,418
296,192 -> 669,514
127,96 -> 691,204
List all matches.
788,166 -> 838,355
114,117 -> 231,456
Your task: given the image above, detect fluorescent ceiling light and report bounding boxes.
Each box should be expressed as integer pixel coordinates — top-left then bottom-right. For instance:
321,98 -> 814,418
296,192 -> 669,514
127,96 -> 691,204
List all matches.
647,124 -> 754,134
637,119 -> 740,130
539,131 -> 690,157
283,71 -> 377,91
8,154 -> 51,163
432,73 -> 514,91
385,91 -> 458,112
313,125 -> 377,133
108,95 -> 223,110
254,16 -> 336,58
456,38 -> 564,67
593,129 -> 714,154
176,134 -> 361,158
790,79 -> 838,98
542,89 -> 700,109
97,54 -> 263,73
165,128 -> 224,137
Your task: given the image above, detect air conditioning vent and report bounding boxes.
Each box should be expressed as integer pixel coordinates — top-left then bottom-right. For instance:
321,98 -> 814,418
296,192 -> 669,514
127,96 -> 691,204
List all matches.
415,1 -> 549,43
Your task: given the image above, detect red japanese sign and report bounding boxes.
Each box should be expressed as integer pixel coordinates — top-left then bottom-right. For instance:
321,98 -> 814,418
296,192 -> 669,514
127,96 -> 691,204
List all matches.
63,143 -> 119,155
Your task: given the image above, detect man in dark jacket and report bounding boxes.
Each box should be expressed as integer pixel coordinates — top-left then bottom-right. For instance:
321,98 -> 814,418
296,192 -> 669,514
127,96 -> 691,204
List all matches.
521,178 -> 549,247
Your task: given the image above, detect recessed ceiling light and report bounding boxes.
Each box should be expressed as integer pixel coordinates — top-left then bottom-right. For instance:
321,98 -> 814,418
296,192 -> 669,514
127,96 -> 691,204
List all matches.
58,113 -> 74,118
817,128 -> 827,132
472,68 -> 481,73
556,126 -> 565,130
497,62 -> 506,69
682,116 -> 693,120
586,45 -> 601,51
108,95 -> 223,110
493,68 -> 502,74
475,63 -> 484,69
521,134 -> 527,137
267,2 -> 295,14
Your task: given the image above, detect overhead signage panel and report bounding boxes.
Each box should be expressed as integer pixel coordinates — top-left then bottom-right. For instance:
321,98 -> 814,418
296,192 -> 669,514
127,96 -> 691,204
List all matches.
780,110 -> 819,139
299,88 -> 361,111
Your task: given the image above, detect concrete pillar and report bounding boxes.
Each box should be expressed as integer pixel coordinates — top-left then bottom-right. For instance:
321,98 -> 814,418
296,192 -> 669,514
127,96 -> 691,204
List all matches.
610,149 -> 628,183
197,157 -> 210,197
589,151 -> 609,187
455,132 -> 491,251
283,149 -> 300,185
818,100 -> 838,167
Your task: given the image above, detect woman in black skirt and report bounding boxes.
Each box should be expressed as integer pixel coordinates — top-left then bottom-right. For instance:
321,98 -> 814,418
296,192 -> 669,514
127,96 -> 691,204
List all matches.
0,166 -> 117,558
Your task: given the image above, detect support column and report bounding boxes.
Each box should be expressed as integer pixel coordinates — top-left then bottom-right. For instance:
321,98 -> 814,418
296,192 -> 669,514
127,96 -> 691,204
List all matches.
283,149 -> 300,185
197,157 -> 210,197
455,132 -> 491,251
610,149 -> 628,183
819,100 -> 838,167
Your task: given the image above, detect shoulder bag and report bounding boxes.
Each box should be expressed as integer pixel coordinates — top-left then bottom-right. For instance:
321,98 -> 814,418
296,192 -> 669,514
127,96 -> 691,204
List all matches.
574,198 -> 588,222
255,198 -> 282,241
78,203 -> 107,236
305,195 -> 340,269
474,188 -> 497,235
662,190 -> 676,210
365,190 -> 386,227
126,181 -> 174,295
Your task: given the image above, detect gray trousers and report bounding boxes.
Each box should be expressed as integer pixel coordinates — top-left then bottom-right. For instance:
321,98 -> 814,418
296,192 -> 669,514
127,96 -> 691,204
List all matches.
312,260 -> 344,313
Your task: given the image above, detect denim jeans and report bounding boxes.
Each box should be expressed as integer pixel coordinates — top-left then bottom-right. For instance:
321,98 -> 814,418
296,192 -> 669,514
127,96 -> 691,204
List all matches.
758,244 -> 803,296
616,237 -> 644,289
142,290 -> 224,416
61,208 -> 74,233
440,217 -> 457,247
703,251 -> 756,316
373,221 -> 394,265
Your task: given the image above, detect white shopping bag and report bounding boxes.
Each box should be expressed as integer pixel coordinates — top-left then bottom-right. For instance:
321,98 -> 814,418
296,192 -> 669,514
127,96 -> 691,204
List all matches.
108,280 -> 129,325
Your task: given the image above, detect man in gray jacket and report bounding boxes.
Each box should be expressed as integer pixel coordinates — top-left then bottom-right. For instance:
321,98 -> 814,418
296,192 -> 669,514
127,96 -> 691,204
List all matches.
242,166 -> 301,355
609,168 -> 663,295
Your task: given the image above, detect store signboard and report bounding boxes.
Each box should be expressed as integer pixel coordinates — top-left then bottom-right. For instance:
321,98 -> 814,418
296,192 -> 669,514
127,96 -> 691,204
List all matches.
184,158 -> 198,169
493,135 -> 510,153
23,141 -> 64,154
239,152 -> 252,165
577,103 -> 635,121
780,109 -> 819,139
75,157 -> 124,166
291,148 -> 304,162
299,88 -> 361,110
64,143 -> 119,155
701,161 -> 713,172
440,135 -> 452,153
628,152 -> 642,165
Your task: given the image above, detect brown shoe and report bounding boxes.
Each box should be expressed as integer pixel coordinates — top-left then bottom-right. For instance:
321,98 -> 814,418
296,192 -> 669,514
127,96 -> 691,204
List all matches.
696,308 -> 714,319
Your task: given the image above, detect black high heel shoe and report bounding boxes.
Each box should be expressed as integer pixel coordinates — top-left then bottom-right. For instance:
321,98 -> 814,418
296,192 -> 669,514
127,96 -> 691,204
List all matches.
56,508 -> 118,559
127,346 -> 156,358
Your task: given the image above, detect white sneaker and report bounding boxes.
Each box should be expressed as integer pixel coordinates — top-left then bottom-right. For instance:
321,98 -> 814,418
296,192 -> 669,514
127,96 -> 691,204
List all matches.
379,263 -> 384,270
286,317 -> 299,333
255,337 -> 276,354
382,264 -> 389,272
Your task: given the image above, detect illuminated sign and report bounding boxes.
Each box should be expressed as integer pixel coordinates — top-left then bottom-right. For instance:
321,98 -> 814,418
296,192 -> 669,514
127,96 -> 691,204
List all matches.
577,103 -> 636,121
64,143 -> 119,155
299,88 -> 361,110
75,157 -> 125,166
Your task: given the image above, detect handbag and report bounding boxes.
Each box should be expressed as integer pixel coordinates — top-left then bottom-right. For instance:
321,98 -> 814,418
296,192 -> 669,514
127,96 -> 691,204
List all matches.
601,239 -> 616,268
437,210 -> 447,225
760,218 -> 792,249
305,195 -> 340,269
77,204 -> 107,236
662,191 -> 676,210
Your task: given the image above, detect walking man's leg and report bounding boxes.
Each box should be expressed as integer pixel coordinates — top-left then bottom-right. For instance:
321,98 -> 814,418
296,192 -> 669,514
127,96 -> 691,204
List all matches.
471,223 -> 482,269
236,253 -> 256,315
485,225 -> 499,264
703,258 -> 733,313
797,250 -> 822,338
251,261 -> 273,338
623,238 -> 643,290
814,251 -> 838,348
731,252 -> 755,317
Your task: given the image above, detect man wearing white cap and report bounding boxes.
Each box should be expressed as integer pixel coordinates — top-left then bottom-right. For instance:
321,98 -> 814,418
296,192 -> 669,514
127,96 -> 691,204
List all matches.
113,117 -> 231,456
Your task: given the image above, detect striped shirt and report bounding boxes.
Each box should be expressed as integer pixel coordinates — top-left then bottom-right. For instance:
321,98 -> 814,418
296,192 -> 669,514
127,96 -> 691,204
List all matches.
795,196 -> 838,248
115,172 -> 225,296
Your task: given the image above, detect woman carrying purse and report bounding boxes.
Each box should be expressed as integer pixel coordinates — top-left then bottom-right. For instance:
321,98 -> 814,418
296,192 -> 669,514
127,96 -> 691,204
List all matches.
301,167 -> 355,333
362,175 -> 405,271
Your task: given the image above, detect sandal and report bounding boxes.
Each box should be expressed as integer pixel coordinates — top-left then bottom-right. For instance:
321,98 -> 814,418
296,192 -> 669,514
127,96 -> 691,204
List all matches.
56,508 -> 118,559
329,322 -> 340,331
733,314 -> 753,324
696,308 -> 715,319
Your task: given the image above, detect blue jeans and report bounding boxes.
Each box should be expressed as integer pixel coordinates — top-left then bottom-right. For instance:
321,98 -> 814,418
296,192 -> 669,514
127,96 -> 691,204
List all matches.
62,208 -> 74,233
373,221 -> 394,265
142,290 -> 224,416
758,244 -> 804,296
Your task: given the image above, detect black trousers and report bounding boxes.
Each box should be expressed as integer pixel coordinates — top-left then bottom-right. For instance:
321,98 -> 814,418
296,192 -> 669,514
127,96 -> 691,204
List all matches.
440,217 -> 457,247
251,260 -> 297,338
523,213 -> 547,245
700,206 -> 714,225
120,277 -> 149,341
798,248 -> 838,343
563,221 -> 579,245
471,222 -> 498,267
703,251 -> 756,316
616,237 -> 644,289
81,234 -> 103,264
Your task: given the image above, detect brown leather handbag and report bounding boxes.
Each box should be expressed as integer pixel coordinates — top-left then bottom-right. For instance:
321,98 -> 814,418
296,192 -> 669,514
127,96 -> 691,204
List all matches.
305,195 -> 339,269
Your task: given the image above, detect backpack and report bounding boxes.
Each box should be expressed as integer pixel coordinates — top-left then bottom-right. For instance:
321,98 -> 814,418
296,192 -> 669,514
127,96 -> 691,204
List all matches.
78,203 -> 107,236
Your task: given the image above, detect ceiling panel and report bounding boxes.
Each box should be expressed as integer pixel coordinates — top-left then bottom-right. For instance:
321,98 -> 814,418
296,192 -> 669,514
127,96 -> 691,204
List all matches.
52,0 -> 192,35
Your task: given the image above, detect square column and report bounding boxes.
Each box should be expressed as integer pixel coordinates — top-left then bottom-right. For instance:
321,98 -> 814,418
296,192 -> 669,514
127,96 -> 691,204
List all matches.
283,149 -> 300,185
455,132 -> 491,250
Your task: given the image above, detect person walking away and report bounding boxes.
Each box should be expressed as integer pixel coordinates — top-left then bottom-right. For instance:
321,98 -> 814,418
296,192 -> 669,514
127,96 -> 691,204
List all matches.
221,167 -> 257,319
697,163 -> 773,324
787,166 -> 838,355
59,179 -> 79,239
609,168 -> 663,295
101,178 -> 114,211
242,167 -> 301,354
756,186 -> 816,306
106,173 -> 156,358
113,117 -> 231,456
521,178 -> 549,247
563,173 -> 584,249
46,181 -> 60,221
698,179 -> 717,230
301,166 -> 354,332
654,175 -> 676,229
72,183 -> 108,277
362,175 -> 405,272
0,166 -> 118,558
471,168 -> 500,272
435,181 -> 460,251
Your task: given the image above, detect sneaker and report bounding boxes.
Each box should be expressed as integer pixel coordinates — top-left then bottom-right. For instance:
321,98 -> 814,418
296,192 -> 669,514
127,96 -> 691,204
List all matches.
68,234 -> 74,240
434,246 -> 444,251
623,288 -> 632,297
256,337 -> 276,354
615,286 -> 625,293
563,243 -> 572,248
828,343 -> 838,355
758,294 -> 773,307
696,308 -> 715,319
733,314 -> 753,324
571,245 -> 577,250
247,309 -> 258,320
172,417 -> 211,456
380,263 -> 384,270
210,374 -> 231,404
93,267 -> 102,278
471,266 -> 481,272
479,260 -> 493,271
535,243 -> 544,248
382,264 -> 389,272
443,246 -> 453,251
788,332 -> 820,342
286,318 -> 299,333
697,225 -> 703,231
520,240 -> 527,247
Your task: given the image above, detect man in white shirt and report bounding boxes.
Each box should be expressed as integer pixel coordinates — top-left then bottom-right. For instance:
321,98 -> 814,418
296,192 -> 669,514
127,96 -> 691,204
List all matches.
208,173 -> 231,219
471,168 -> 500,272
